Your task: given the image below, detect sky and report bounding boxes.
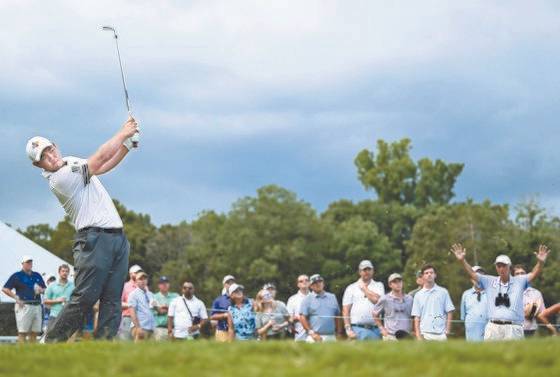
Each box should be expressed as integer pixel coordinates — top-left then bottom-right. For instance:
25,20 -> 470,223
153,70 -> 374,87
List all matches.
2,0 -> 560,229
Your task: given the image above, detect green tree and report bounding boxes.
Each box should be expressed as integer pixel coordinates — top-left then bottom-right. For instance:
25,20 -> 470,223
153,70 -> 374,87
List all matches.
354,138 -> 464,207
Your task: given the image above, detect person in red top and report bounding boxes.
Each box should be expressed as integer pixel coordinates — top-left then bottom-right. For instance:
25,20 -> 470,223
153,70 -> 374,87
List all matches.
118,265 -> 142,340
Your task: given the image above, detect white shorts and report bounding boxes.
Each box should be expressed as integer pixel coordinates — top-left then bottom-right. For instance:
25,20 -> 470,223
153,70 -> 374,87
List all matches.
305,334 -> 336,343
15,304 -> 42,333
484,322 -> 524,341
422,332 -> 447,341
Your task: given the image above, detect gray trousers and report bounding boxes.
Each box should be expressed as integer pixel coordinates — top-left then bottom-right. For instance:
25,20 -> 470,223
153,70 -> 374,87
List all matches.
46,229 -> 129,342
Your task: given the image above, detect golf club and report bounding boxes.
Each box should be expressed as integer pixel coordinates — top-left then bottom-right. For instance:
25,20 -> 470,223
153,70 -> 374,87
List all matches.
101,25 -> 139,147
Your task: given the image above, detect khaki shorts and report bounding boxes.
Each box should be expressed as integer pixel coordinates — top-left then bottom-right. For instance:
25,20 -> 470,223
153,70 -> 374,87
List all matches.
15,304 -> 42,333
422,332 -> 447,341
484,322 -> 524,341
215,330 -> 230,342
153,327 -> 169,341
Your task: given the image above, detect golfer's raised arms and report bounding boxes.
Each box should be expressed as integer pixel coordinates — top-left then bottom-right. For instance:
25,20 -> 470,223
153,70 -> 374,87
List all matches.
88,116 -> 139,176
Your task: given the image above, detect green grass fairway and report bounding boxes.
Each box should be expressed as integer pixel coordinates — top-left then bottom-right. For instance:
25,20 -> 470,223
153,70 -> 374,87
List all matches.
0,339 -> 558,377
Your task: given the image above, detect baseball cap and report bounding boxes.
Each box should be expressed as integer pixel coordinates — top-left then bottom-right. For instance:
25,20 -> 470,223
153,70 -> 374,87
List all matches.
472,266 -> 486,274
388,273 -> 403,283
129,265 -> 142,274
494,255 -> 512,265
21,255 -> 33,263
263,282 -> 276,290
309,274 -> 324,284
222,275 -> 235,284
26,136 -> 53,162
136,271 -> 148,279
359,260 -> 374,270
158,276 -> 170,283
228,283 -> 244,295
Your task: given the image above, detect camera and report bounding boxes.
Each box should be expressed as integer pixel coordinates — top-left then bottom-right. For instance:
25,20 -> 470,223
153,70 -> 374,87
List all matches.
495,293 -> 510,307
193,316 -> 202,325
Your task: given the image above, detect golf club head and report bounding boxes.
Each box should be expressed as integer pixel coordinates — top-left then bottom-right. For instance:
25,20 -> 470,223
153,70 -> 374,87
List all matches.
101,25 -> 115,32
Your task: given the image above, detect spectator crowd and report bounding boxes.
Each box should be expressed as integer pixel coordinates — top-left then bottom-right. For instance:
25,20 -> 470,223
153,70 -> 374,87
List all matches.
2,244 -> 559,344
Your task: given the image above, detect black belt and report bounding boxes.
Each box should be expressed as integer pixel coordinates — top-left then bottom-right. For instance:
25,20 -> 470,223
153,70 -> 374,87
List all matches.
491,320 -> 513,325
351,324 -> 378,330
78,227 -> 123,234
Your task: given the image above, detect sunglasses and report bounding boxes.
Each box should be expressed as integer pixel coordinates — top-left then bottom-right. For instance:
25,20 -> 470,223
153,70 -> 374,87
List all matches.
183,286 -> 194,290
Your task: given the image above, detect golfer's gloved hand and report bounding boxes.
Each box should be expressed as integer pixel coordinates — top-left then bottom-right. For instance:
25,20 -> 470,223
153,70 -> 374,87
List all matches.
123,132 -> 140,150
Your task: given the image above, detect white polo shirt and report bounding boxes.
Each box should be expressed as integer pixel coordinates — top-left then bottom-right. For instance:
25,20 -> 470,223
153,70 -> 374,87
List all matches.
168,295 -> 208,338
287,291 -> 310,340
342,279 -> 385,325
42,156 -> 123,230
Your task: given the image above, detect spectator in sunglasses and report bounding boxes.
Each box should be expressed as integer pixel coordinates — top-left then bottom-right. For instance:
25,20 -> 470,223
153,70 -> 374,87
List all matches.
168,282 -> 208,340
373,273 -> 413,340
460,266 -> 488,341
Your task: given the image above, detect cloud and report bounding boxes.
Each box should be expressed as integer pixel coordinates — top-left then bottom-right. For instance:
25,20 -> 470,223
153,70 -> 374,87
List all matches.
3,1 -> 560,229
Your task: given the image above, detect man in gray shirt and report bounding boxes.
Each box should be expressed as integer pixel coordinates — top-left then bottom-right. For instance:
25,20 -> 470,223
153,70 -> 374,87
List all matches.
299,274 -> 341,342
374,273 -> 413,340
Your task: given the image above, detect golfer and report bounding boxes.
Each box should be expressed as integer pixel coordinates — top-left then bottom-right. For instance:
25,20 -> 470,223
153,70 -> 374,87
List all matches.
26,116 -> 139,341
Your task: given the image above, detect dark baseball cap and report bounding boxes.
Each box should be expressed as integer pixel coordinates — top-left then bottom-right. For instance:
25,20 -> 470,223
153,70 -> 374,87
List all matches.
158,276 -> 170,283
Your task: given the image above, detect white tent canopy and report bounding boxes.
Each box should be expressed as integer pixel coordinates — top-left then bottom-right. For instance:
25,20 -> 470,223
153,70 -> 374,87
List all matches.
0,221 -> 74,302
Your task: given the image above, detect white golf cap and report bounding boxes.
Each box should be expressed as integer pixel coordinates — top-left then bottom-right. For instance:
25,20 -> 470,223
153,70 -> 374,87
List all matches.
494,255 -> 512,265
359,260 -> 374,270
228,283 -> 244,296
129,265 -> 142,274
222,275 -> 235,284
387,273 -> 403,283
26,136 -> 53,162
21,255 -> 33,263
472,265 -> 485,273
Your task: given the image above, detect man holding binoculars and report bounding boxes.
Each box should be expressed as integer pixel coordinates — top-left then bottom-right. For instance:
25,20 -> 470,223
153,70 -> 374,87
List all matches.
451,243 -> 550,341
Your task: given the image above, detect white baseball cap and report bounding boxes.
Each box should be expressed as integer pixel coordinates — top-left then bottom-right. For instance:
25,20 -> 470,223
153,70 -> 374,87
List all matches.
472,265 -> 486,273
222,275 -> 235,284
228,283 -> 244,296
26,136 -> 53,162
21,255 -> 33,263
359,260 -> 374,270
494,255 -> 512,265
129,265 -> 142,274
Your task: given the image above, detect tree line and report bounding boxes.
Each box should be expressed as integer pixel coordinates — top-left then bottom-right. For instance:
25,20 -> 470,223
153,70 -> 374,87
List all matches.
20,139 -> 560,308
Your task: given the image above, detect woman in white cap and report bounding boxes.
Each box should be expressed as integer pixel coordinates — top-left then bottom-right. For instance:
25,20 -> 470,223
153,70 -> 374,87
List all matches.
226,284 -> 256,341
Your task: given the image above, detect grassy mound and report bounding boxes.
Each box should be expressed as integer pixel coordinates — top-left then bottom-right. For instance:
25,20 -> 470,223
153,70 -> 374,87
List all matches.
0,339 -> 558,377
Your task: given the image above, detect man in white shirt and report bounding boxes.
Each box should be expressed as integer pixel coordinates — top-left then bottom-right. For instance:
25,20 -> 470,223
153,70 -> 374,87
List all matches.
342,260 -> 385,340
286,275 -> 310,341
168,281 -> 208,340
26,116 -> 139,342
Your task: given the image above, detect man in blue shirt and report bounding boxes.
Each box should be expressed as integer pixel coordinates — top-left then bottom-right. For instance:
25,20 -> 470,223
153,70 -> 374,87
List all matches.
299,274 -> 342,342
411,264 -> 455,341
128,271 -> 156,342
460,266 -> 488,341
211,275 -> 235,342
452,243 -> 550,341
2,256 -> 46,343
